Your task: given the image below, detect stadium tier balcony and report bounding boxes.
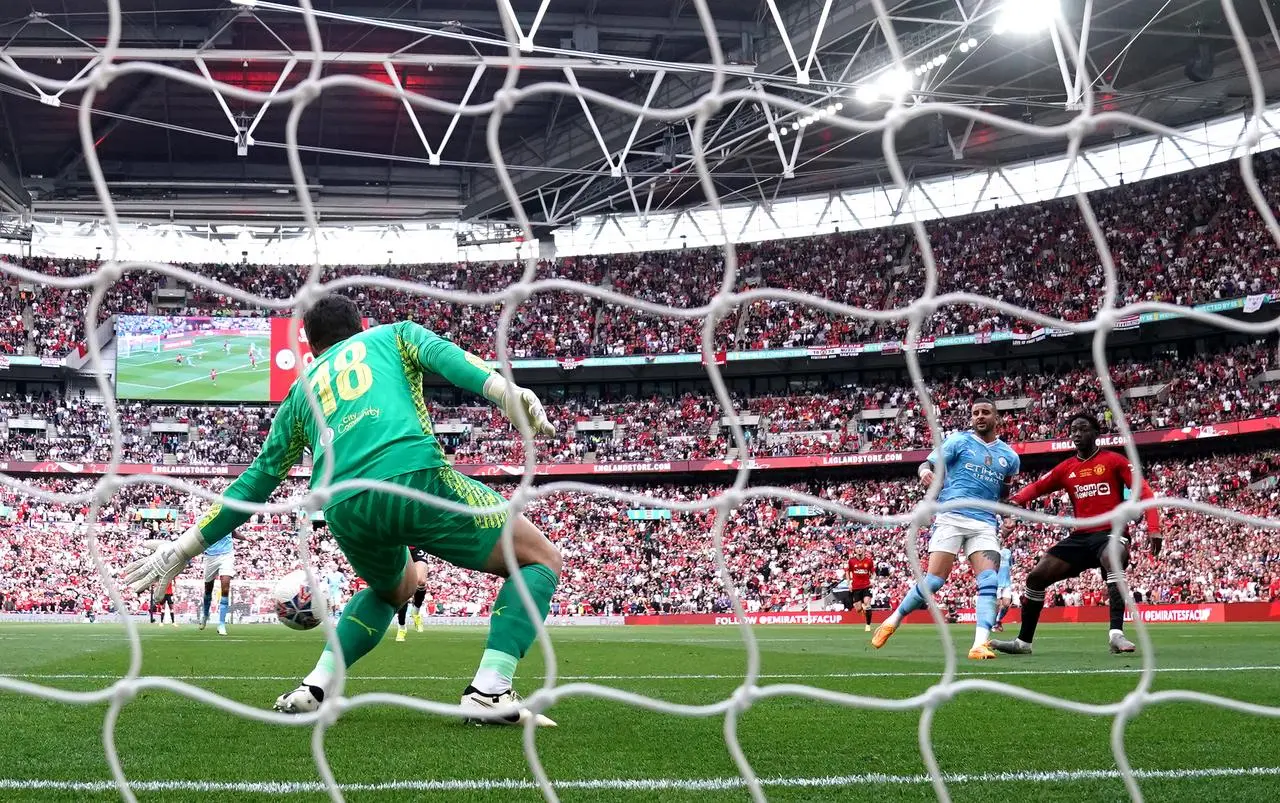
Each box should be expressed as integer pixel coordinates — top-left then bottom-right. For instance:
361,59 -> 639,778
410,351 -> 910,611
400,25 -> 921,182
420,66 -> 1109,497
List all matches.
2,453 -> 1278,615
1,338 -> 1277,465
10,154 -> 1278,360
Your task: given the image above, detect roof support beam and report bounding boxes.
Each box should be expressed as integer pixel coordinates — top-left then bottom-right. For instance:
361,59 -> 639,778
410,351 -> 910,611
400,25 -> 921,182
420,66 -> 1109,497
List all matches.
0,46 -> 753,76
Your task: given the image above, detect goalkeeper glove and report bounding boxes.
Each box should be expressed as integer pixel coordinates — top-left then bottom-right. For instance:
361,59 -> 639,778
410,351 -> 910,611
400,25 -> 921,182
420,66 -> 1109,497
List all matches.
483,374 -> 554,436
122,525 -> 207,595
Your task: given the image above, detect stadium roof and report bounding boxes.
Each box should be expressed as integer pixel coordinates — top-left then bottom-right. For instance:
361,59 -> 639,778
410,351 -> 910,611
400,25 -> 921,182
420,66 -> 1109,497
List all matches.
0,0 -> 1277,227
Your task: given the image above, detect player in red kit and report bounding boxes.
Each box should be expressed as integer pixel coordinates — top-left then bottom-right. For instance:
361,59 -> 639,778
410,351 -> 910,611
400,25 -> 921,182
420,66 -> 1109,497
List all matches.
846,547 -> 875,631
210,368 -> 217,386
990,412 -> 1161,656
155,578 -> 178,627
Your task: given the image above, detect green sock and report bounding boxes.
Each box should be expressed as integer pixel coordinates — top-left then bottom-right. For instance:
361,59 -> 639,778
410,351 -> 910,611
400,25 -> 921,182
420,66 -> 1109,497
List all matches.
303,587 -> 395,694
473,564 -> 558,692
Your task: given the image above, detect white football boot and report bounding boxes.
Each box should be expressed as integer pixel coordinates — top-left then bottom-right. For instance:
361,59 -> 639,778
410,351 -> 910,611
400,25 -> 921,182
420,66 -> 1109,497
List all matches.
273,685 -> 324,714
460,686 -> 556,727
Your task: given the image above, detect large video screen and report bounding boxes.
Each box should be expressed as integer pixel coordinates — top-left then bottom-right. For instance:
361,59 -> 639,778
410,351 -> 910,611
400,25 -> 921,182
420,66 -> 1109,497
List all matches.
115,316 -> 312,402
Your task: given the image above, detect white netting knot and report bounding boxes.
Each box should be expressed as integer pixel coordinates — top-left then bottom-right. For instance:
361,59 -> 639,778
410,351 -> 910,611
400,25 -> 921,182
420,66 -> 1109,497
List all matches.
1067,116 -> 1096,141
95,260 -> 124,285
1120,690 -> 1147,718
911,505 -> 935,530
507,484 -> 534,508
293,81 -> 322,106
1115,503 -> 1143,529
303,488 -> 331,512
493,87 -> 520,115
729,685 -> 755,709
715,489 -> 744,513
882,106 -> 909,131
94,474 -> 123,505
1242,122 -> 1262,150
923,684 -> 956,707
317,700 -> 344,727
1092,307 -> 1119,330
505,283 -> 533,306
294,282 -> 325,311
696,94 -> 722,120
111,681 -> 138,703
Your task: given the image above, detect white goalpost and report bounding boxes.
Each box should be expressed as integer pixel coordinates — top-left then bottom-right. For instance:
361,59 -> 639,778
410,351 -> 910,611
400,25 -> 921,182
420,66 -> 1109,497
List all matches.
0,1 -> 1279,802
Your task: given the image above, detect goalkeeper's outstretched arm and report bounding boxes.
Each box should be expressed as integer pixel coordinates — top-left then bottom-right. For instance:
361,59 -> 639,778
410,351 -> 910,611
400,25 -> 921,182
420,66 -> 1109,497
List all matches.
398,321 -> 554,436
122,398 -> 306,593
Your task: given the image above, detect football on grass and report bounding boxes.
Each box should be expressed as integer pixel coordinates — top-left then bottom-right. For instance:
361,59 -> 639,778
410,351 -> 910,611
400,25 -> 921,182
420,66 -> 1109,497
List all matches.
274,569 -> 325,630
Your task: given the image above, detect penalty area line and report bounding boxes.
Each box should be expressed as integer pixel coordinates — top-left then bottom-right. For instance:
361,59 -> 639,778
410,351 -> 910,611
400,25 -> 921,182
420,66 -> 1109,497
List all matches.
1,766 -> 1278,793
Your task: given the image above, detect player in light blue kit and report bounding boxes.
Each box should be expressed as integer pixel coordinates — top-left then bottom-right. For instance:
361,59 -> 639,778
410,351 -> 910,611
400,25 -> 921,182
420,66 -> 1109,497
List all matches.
872,399 -> 1020,659
199,534 -> 235,636
994,546 -> 1014,631
323,563 -> 347,617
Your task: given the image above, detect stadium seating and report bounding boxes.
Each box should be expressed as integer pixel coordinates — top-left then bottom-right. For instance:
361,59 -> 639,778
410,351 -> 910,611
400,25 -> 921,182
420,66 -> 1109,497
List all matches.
5,153 -> 1278,360
2,337 -> 1274,465
2,452 -> 1278,615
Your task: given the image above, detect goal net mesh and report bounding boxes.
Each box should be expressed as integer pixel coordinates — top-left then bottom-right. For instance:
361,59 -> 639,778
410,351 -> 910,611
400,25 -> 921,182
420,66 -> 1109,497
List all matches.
1,1 -> 1279,801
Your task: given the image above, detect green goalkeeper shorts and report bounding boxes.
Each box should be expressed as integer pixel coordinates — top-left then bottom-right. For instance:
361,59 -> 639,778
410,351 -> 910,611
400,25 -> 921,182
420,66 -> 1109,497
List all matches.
323,467 -> 508,593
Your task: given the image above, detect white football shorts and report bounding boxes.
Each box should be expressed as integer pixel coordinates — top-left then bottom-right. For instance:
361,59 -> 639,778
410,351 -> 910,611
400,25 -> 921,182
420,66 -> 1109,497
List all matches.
203,551 -> 235,582
998,585 -> 1016,602
928,512 -> 1000,557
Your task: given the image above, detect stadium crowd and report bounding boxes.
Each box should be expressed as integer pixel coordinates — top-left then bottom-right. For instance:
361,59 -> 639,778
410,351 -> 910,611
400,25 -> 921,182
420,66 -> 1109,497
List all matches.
2,153 -> 1277,360
2,451 -> 1279,617
2,336 -> 1275,466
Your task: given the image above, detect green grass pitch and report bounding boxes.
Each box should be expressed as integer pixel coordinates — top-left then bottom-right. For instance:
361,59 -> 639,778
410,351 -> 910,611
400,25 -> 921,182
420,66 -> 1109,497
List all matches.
115,333 -> 272,402
1,622 -> 1277,802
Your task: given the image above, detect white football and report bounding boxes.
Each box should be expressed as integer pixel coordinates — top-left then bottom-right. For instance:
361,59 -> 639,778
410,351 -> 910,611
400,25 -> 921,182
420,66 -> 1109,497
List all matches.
273,569 -> 326,631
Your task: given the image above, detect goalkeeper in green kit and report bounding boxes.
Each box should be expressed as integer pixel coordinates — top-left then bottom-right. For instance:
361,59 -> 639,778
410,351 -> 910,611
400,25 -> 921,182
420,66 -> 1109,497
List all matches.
123,294 -> 561,726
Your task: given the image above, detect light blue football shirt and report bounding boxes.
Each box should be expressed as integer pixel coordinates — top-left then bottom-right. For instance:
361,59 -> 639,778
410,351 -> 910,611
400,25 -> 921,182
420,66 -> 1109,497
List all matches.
928,431 -> 1020,527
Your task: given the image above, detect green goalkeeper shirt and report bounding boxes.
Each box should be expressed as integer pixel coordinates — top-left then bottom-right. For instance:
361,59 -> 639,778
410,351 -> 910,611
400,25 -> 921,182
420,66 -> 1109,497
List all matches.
196,320 -> 494,541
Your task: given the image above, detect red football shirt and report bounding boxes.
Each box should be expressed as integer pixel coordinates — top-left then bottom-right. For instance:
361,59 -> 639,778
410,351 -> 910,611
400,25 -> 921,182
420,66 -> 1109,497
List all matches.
847,557 -> 874,590
1011,449 -> 1160,535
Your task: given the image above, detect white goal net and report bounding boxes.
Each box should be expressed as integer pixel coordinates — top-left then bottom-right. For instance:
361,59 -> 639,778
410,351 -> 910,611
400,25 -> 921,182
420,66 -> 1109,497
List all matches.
1,0 -> 1279,801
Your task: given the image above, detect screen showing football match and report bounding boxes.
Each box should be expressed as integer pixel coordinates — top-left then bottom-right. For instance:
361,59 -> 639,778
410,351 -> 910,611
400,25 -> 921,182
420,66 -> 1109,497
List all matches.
114,315 -> 373,402
115,316 -> 292,402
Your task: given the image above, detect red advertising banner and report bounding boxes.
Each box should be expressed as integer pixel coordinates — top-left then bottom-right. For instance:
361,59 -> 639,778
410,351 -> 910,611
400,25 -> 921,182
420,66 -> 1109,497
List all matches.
623,603 -> 1277,627
896,603 -> 1226,625
2,417 -> 1278,478
267,316 -> 374,402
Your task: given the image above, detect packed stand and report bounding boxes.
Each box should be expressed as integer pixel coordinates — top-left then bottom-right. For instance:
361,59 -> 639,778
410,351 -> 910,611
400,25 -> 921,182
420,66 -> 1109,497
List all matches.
9,153 -> 1276,360
3,338 -> 1279,465
3,450 -> 1280,616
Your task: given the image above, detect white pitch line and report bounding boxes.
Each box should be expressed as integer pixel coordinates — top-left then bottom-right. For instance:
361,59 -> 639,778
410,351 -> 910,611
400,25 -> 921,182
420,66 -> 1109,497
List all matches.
1,766 -> 1278,794
140,359 -> 256,392
8,665 -> 1280,683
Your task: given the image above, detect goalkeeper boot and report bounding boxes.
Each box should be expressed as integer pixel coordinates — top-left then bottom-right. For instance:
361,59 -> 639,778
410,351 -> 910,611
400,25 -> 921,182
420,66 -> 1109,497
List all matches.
1109,631 -> 1137,654
460,686 -> 556,727
989,638 -> 1033,655
412,611 -> 424,633
967,644 -> 997,660
396,627 -> 407,643
871,623 -> 896,649
273,685 -> 324,714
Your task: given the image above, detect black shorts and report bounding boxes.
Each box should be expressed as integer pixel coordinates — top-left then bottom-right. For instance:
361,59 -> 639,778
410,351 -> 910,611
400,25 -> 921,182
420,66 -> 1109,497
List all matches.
409,546 -> 430,564
1047,532 -> 1130,574
848,588 -> 873,606
159,594 -> 173,605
